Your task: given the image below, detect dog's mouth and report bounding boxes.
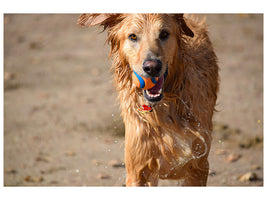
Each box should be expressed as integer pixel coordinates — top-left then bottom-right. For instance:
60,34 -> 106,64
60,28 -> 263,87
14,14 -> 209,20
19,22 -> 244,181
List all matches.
143,67 -> 168,103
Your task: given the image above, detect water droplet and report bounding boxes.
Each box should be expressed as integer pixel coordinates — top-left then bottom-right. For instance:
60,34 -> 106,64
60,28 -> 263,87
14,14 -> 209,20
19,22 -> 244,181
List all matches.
76,169 -> 79,173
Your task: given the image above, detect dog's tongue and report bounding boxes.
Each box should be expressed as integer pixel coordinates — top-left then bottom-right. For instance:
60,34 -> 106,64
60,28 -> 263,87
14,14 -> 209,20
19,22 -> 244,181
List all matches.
148,75 -> 164,94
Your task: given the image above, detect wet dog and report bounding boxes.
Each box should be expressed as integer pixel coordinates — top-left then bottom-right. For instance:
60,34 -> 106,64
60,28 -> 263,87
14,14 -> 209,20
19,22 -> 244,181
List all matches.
78,14 -> 219,186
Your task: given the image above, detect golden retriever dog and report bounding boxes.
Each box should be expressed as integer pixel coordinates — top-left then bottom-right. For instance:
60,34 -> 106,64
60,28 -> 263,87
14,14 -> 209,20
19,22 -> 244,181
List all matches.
77,14 -> 219,186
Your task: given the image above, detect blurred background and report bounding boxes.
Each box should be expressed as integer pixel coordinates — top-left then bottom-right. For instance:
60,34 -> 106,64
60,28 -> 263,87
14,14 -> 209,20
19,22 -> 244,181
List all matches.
4,14 -> 263,186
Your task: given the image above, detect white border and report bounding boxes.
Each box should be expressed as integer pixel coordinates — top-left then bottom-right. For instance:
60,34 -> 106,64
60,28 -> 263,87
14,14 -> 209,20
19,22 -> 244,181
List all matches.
0,0 -> 266,13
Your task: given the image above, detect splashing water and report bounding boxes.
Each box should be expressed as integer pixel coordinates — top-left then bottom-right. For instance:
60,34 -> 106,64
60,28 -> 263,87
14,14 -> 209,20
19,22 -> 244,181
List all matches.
177,97 -> 210,160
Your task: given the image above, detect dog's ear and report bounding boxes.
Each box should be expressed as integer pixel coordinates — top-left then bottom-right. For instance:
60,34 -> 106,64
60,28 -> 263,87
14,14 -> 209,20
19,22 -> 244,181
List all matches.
77,14 -> 123,30
77,14 -> 109,27
172,14 -> 194,38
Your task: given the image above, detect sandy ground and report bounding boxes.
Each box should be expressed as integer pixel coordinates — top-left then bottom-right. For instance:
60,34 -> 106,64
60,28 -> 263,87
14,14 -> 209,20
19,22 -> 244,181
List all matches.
4,14 -> 263,186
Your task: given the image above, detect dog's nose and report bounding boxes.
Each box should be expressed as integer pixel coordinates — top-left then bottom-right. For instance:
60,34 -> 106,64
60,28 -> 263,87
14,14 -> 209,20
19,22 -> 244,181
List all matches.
142,59 -> 162,77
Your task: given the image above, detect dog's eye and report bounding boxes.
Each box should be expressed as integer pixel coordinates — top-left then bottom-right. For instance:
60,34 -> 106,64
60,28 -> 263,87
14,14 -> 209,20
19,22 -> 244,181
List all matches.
159,30 -> 169,40
129,34 -> 138,41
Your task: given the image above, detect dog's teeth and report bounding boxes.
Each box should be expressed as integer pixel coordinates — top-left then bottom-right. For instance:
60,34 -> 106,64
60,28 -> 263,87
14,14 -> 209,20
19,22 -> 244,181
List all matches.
146,90 -> 161,98
159,89 -> 162,94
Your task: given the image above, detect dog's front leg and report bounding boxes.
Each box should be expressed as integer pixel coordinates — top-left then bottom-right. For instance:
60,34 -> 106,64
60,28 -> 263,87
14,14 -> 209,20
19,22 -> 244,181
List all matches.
125,157 -> 159,186
124,121 -> 160,186
182,159 -> 209,186
125,139 -> 160,186
126,171 -> 149,186
124,155 -> 150,186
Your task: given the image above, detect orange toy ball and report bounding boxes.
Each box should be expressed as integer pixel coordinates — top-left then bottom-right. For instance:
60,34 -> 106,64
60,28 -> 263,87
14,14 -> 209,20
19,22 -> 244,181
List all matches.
132,71 -> 158,90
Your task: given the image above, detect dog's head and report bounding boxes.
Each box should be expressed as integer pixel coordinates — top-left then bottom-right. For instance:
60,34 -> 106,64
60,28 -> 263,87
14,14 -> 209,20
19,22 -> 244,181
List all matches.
78,14 -> 194,103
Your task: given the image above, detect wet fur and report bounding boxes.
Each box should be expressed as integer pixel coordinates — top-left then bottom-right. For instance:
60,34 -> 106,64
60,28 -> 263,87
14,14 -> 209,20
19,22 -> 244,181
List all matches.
78,14 -> 219,186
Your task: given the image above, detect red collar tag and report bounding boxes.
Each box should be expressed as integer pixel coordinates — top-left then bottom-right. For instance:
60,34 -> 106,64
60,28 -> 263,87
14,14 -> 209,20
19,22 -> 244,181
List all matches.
137,104 -> 153,113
